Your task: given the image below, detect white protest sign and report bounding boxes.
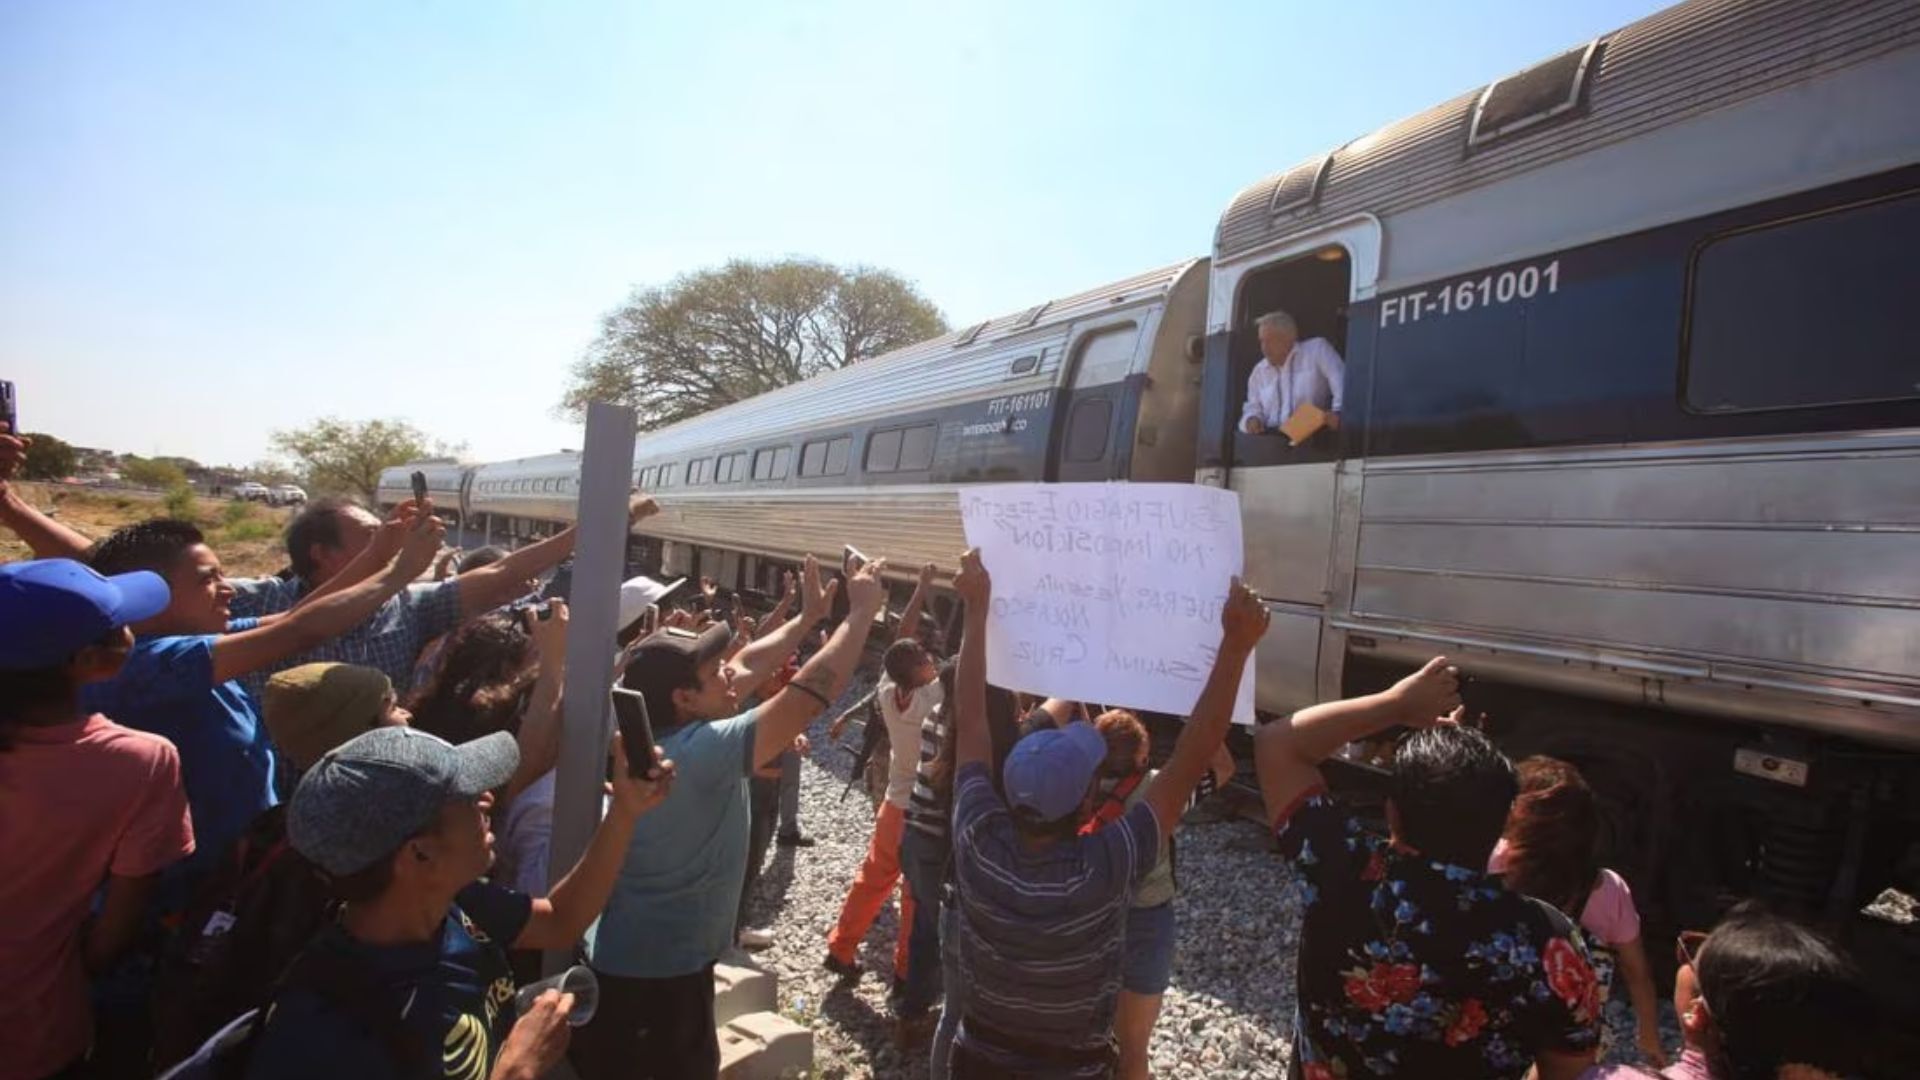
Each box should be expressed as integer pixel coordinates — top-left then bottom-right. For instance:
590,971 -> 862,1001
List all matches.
959,482 -> 1255,722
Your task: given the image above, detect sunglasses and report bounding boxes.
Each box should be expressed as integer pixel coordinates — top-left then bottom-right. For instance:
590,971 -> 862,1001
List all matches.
1675,929 -> 1708,970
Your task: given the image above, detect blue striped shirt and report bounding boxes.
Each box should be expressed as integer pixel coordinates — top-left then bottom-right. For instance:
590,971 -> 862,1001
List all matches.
950,761 -> 1159,1076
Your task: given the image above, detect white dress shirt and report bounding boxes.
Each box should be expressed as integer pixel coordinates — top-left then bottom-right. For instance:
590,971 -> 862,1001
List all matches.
1239,336 -> 1346,434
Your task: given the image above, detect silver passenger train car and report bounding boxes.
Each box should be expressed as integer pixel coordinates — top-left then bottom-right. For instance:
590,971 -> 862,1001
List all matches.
384,0 -> 1920,940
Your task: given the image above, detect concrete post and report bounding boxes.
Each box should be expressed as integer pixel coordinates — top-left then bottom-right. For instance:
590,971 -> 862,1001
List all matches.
544,401 -> 637,974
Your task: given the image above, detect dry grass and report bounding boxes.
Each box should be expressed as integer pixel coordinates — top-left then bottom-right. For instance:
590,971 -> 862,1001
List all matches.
0,483 -> 295,577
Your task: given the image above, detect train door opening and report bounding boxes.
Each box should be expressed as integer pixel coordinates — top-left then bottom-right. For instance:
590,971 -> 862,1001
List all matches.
1229,247 -> 1351,468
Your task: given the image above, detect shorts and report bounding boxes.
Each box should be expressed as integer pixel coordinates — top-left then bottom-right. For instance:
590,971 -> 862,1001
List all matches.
1121,901 -> 1177,995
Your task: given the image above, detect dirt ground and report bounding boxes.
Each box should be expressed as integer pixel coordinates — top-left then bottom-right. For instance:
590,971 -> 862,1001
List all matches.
0,483 -> 294,577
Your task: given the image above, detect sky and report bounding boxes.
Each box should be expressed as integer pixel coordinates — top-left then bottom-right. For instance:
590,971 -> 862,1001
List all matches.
1,0 -> 1666,468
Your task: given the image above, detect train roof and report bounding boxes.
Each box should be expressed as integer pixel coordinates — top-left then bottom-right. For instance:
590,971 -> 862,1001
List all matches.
1215,0 -> 1920,266
631,260 -> 1204,461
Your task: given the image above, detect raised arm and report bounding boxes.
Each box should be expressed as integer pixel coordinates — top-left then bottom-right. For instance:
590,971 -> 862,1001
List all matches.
1140,579 -> 1267,833
951,549 -> 991,771
895,562 -> 936,644
1254,656 -> 1460,822
506,601 -> 568,800
516,733 -> 673,950
728,556 -> 832,700
459,493 -> 658,618
210,515 -> 445,683
289,500 -> 417,610
749,558 -> 884,769
0,428 -> 95,558
755,570 -> 797,636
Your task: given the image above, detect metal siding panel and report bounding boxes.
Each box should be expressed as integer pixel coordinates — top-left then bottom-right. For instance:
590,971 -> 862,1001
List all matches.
1353,568 -> 1920,683
1347,434 -> 1920,699
1216,0 -> 1920,263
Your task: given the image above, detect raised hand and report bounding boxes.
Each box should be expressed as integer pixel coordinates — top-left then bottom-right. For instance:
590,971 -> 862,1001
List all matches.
799,554 -> 838,623
1220,577 -> 1269,652
628,490 -> 660,526
527,598 -> 569,663
844,556 -> 886,616
0,422 -> 25,496
393,513 -> 448,580
918,561 -> 937,588
1390,656 -> 1463,724
954,548 -> 990,610
607,731 -> 675,819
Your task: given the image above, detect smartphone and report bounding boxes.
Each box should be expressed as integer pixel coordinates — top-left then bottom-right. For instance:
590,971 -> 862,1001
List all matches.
410,470 -> 429,506
842,544 -> 869,576
0,380 -> 16,434
609,687 -> 658,779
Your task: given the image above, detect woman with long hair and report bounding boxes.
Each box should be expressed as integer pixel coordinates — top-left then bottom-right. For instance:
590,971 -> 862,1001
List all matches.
1494,755 -> 1665,1066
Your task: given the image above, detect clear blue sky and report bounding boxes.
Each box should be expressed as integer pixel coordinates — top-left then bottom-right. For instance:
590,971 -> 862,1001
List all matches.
1,0 -> 1665,467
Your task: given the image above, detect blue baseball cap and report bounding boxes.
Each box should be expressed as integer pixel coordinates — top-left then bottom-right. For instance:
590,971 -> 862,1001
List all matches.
0,558 -> 170,670
1002,721 -> 1109,823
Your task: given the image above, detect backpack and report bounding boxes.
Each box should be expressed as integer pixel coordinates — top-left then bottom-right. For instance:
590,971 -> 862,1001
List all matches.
155,940 -> 420,1080
150,806 -> 338,1071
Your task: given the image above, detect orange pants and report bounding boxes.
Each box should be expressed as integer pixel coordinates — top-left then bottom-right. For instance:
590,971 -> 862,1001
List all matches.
827,799 -> 913,978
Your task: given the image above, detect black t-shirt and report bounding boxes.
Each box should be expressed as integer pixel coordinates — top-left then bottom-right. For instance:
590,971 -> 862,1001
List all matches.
246,881 -> 533,1080
1274,790 -> 1601,1079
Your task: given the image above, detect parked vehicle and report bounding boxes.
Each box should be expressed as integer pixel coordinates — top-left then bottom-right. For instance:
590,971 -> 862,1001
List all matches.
232,482 -> 269,502
267,484 -> 307,506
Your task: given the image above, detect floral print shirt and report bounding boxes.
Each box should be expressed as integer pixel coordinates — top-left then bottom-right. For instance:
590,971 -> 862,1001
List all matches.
1275,790 -> 1602,1078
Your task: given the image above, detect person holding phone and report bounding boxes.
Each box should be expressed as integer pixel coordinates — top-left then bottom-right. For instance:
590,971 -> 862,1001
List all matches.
575,555 -> 889,1080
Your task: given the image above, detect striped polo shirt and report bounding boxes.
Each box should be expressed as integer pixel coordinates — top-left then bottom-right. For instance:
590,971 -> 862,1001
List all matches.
904,707 -> 951,838
950,761 -> 1160,1076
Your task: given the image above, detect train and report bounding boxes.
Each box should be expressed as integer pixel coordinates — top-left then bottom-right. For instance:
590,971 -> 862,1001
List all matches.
380,0 -> 1920,966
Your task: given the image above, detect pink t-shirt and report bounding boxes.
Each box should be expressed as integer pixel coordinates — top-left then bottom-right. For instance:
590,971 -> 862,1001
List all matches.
1488,837 -> 1641,945
0,714 -> 195,1077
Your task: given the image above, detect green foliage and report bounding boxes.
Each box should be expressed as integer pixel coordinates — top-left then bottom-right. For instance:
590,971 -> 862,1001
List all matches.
222,500 -> 256,526
20,432 -> 77,480
121,456 -> 188,490
218,519 -> 279,543
268,418 -> 462,505
562,257 -> 947,431
163,485 -> 197,518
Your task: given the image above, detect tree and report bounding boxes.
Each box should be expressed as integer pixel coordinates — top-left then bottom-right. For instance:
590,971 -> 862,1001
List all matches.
561,258 -> 947,430
121,456 -> 188,490
20,432 -> 76,480
269,418 -> 462,505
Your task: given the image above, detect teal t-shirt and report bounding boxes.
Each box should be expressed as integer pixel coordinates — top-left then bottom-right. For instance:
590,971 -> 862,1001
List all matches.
586,709 -> 757,978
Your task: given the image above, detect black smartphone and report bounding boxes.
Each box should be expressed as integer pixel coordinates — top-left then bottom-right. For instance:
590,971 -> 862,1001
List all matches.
609,687 -> 658,779
842,544 -> 868,576
410,470 -> 429,506
0,380 -> 16,434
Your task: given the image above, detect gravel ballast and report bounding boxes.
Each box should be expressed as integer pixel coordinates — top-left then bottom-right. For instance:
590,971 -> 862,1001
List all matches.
737,684 -> 1676,1078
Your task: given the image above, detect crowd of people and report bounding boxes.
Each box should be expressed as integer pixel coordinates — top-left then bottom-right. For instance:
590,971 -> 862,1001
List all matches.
0,422 -> 1890,1080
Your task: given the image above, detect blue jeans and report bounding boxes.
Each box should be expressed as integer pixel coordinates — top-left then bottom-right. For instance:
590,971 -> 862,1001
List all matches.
931,899 -> 965,1080
898,826 -> 948,1017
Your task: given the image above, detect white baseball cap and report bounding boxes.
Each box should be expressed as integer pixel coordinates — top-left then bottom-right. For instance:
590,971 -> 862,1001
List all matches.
617,575 -> 686,632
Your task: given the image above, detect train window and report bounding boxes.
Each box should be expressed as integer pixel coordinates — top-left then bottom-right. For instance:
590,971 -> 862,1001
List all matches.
1010,354 -> 1040,376
1064,397 -> 1112,462
726,452 -> 749,482
865,428 -> 904,472
751,446 -> 790,481
687,458 -> 710,485
1068,324 -> 1138,389
1684,191 -> 1920,414
800,437 -> 850,477
1467,39 -> 1602,150
898,425 -> 935,471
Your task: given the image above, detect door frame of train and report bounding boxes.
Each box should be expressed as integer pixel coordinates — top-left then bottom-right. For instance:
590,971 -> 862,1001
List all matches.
1209,215 -> 1382,717
1045,315 -> 1151,482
